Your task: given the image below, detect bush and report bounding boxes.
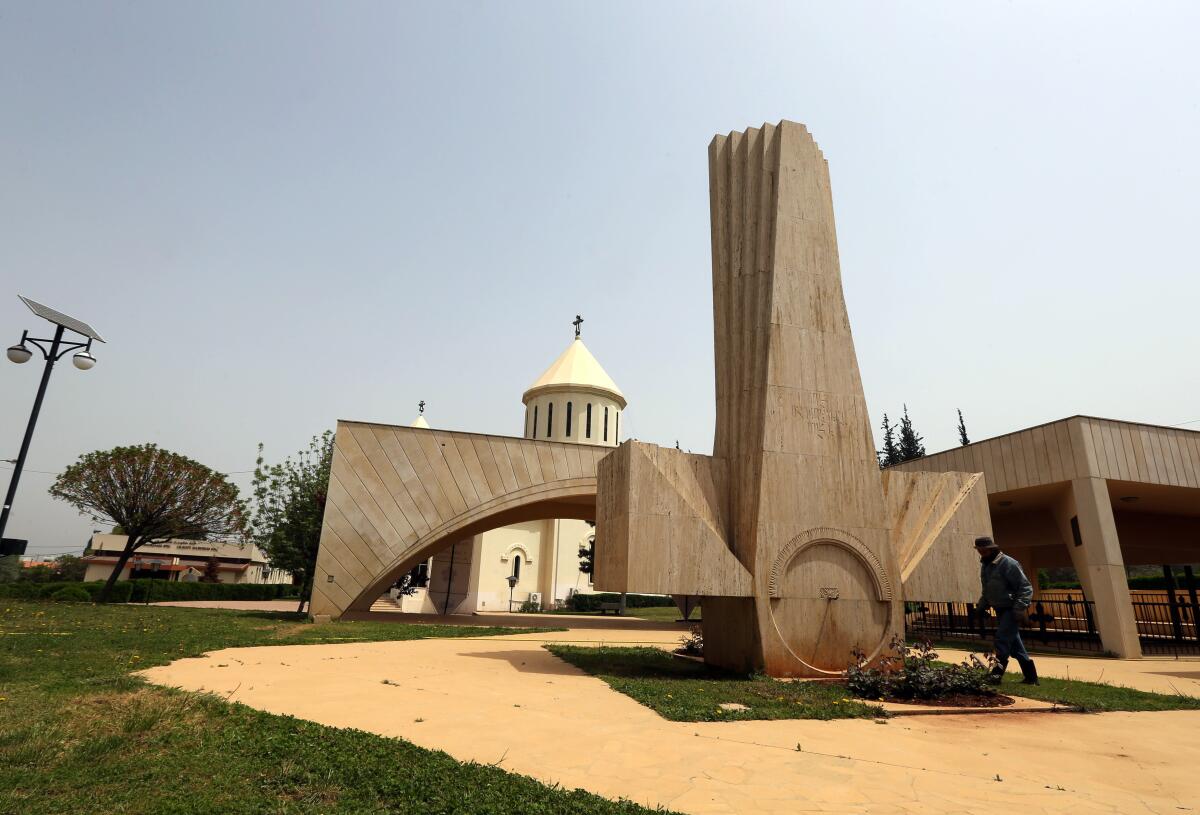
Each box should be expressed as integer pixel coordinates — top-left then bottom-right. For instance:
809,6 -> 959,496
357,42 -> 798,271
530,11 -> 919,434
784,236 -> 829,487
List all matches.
565,592 -> 675,612
846,636 -> 994,701
517,599 -> 541,613
677,625 -> 703,656
0,579 -> 297,603
50,585 -> 92,603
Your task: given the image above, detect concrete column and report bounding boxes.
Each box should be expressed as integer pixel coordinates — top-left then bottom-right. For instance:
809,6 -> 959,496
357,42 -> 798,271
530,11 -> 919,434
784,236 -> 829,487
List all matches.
538,519 -> 558,610
1010,548 -> 1040,596
1053,478 -> 1142,658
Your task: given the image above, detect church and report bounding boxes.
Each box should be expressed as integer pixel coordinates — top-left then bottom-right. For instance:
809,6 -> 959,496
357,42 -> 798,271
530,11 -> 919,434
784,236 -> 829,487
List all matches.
382,319 -> 626,614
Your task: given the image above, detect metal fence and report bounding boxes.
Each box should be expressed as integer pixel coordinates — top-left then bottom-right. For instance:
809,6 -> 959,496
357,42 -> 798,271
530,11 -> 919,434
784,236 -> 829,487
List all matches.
905,598 -> 1104,654
1130,595 -> 1200,656
907,594 -> 1200,656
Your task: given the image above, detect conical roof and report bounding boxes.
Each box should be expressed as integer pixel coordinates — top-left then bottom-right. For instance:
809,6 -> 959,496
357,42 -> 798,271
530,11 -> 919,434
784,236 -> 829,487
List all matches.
522,338 -> 625,407
410,415 -> 430,429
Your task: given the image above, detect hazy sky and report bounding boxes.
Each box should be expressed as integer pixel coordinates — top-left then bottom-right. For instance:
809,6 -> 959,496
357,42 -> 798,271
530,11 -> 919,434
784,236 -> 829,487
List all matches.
2,2 -> 1197,557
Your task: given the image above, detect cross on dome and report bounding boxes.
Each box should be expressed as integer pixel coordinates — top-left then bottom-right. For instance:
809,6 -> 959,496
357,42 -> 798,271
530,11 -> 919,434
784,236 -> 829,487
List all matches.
573,314 -> 584,339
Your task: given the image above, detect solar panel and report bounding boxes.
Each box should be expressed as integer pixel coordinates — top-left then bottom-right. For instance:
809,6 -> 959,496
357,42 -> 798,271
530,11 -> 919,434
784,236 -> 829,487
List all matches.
18,296 -> 105,342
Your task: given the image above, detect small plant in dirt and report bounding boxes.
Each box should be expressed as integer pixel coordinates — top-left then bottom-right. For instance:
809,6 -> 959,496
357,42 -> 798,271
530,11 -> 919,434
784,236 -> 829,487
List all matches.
678,625 -> 703,656
846,636 -> 995,701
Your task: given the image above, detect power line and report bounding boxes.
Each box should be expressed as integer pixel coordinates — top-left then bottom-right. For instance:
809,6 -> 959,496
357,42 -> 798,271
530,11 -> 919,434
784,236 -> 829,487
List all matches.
1169,418 -> 1200,427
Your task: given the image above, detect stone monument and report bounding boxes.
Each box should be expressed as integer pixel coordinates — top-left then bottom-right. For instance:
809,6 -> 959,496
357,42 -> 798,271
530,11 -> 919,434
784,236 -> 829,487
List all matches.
594,121 -> 990,676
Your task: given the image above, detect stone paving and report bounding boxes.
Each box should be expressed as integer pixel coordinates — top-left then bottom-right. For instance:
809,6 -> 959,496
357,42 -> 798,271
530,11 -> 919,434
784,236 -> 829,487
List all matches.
139,624 -> 1200,814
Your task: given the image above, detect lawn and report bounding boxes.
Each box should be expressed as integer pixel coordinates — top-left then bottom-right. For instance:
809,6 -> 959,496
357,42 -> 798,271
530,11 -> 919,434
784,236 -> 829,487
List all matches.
547,645 -> 885,721
0,600 -> 671,815
549,645 -> 1200,721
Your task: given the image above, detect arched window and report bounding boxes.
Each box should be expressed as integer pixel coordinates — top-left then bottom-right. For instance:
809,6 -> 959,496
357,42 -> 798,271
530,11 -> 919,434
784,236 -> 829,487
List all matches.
532,405 -> 538,439
546,402 -> 554,437
512,555 -> 521,581
586,403 -> 593,438
565,402 -> 573,437
603,406 -> 609,441
615,412 -> 619,442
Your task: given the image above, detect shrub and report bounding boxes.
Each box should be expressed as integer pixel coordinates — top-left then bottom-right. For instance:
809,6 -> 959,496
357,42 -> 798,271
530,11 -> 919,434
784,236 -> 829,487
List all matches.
565,592 -> 675,612
846,636 -> 994,701
678,625 -> 703,656
0,579 -> 296,603
517,599 -> 541,613
50,585 -> 92,603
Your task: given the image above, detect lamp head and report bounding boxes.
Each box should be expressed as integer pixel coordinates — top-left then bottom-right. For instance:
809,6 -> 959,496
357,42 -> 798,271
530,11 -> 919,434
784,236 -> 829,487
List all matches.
6,343 -> 32,364
72,350 -> 96,370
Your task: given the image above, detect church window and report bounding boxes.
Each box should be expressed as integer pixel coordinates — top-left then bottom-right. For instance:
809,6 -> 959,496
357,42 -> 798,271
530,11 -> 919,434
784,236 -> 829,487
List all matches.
565,402 -> 573,437
512,555 -> 522,581
546,402 -> 554,437
532,406 -> 538,439
604,406 -> 609,441
615,412 -> 619,442
586,404 -> 592,438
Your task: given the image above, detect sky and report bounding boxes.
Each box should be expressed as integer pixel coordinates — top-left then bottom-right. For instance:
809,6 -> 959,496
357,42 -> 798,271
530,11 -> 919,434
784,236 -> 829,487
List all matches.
1,1 -> 1197,558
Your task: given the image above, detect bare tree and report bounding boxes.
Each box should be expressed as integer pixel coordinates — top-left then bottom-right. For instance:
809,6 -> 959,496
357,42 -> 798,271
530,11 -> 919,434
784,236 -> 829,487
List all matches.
50,444 -> 244,602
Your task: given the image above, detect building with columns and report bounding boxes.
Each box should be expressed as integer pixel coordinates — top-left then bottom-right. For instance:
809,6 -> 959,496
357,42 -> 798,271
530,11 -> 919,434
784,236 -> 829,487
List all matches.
892,415 -> 1200,657
386,324 -> 626,614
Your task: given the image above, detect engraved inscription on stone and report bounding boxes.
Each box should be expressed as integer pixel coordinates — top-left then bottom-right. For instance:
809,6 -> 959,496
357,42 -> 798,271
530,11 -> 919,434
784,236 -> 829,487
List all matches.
819,587 -> 840,600
791,391 -> 849,440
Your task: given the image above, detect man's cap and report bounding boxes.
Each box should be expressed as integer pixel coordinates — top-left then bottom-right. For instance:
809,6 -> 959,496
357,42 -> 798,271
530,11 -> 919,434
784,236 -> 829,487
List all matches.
974,536 -> 999,549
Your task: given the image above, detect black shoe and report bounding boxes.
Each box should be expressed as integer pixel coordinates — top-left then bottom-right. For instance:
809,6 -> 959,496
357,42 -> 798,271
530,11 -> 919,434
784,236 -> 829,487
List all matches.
1018,659 -> 1038,685
986,667 -> 1005,685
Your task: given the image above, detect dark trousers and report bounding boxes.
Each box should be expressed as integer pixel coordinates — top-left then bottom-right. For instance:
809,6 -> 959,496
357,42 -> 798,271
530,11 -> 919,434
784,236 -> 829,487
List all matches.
993,608 -> 1032,671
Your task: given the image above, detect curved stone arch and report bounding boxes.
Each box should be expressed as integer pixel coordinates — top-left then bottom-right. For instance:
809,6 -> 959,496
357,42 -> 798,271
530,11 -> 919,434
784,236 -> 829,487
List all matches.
311,421 -> 605,619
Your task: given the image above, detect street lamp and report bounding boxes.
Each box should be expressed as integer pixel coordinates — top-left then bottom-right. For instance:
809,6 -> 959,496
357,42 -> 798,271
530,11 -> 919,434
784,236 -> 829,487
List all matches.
0,296 -> 105,542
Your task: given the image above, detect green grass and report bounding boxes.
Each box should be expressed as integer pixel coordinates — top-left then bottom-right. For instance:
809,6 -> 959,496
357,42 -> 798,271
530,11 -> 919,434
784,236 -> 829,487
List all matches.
0,600 -> 670,814
540,606 -> 695,622
549,644 -> 1200,721
547,645 -> 885,721
992,672 -> 1200,712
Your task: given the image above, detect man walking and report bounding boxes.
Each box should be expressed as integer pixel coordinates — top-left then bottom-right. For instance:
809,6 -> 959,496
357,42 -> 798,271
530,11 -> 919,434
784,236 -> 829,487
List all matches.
974,536 -> 1038,685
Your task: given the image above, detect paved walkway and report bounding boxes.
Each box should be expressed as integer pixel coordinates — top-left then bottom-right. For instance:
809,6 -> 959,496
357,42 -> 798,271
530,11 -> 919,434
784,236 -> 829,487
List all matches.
140,627 -> 1200,815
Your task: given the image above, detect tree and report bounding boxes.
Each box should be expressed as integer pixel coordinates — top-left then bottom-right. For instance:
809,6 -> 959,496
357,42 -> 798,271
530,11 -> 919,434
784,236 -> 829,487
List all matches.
49,444 -> 245,602
957,409 -> 970,446
249,431 -> 333,613
896,404 -> 927,463
578,518 -> 597,576
877,413 -> 901,468
200,556 -> 221,583
53,554 -> 88,582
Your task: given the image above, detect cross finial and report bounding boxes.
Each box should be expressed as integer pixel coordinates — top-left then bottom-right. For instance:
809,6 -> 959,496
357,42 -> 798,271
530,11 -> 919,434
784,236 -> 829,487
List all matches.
573,314 -> 584,339
418,400 -> 425,415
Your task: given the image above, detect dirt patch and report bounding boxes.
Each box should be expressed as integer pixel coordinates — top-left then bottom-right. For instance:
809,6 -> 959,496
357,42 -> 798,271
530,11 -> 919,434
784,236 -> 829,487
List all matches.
880,692 -> 1015,708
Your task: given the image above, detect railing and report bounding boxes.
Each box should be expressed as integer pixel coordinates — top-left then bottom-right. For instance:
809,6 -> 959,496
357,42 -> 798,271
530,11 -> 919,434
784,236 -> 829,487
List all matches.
905,598 -> 1104,654
908,595 -> 1200,657
1130,595 -> 1200,656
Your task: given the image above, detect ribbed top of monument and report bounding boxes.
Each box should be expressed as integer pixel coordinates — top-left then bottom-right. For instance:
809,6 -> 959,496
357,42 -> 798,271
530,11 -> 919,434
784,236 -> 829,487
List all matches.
522,315 -> 626,407
410,400 -> 430,429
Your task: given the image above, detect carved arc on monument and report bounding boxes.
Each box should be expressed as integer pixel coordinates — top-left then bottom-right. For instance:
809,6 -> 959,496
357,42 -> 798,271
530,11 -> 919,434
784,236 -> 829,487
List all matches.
593,121 -> 991,676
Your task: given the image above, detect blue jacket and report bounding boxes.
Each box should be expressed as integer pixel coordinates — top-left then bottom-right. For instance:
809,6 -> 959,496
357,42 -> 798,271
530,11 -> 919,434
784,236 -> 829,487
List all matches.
978,552 -> 1033,612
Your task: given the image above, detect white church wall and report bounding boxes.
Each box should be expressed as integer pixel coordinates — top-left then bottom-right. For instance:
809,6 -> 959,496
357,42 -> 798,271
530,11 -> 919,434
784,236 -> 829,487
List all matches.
470,521 -> 545,612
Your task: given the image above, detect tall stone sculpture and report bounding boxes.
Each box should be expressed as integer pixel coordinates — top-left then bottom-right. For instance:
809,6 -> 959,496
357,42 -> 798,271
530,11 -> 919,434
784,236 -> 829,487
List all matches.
595,121 -> 989,676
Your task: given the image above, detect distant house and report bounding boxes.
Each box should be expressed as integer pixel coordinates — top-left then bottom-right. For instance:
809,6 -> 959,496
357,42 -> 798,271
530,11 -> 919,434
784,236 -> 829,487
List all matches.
82,534 -> 292,585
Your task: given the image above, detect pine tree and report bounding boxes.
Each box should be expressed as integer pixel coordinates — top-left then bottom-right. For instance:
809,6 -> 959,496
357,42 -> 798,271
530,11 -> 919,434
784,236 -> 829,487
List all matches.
896,404 -> 926,462
957,409 -> 970,446
200,556 -> 221,583
878,413 -> 901,468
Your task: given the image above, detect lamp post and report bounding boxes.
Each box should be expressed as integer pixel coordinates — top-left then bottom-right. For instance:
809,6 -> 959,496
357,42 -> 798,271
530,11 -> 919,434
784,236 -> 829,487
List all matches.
506,574 -> 518,613
1,296 -> 104,542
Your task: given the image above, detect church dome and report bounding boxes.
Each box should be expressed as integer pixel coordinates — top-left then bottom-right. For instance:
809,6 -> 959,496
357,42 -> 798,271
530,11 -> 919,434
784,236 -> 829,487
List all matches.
522,337 -> 626,408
